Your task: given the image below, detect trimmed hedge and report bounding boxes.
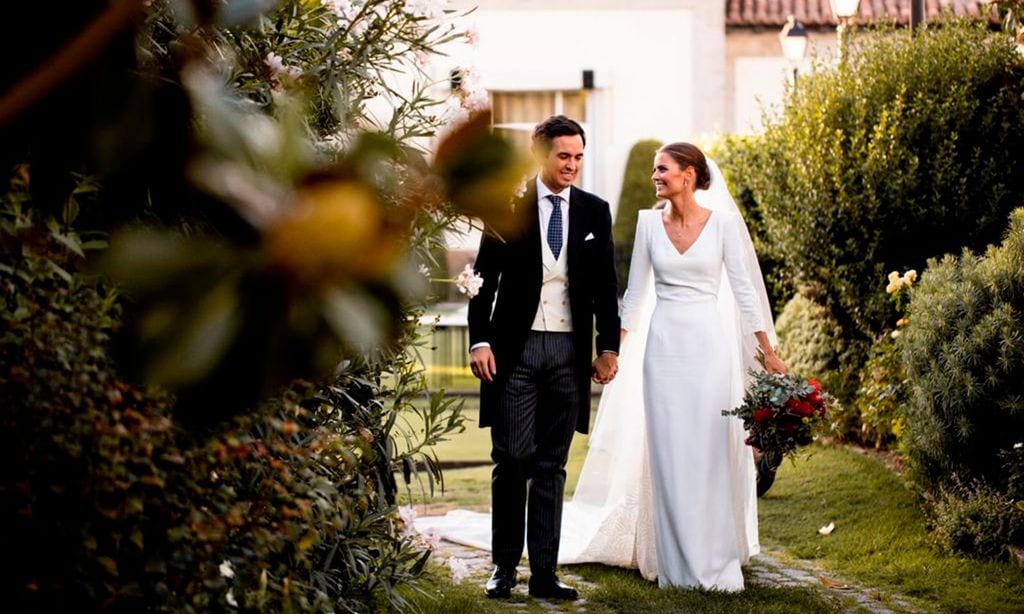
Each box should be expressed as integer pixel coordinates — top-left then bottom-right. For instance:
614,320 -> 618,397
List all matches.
613,139 -> 662,293
774,293 -> 861,409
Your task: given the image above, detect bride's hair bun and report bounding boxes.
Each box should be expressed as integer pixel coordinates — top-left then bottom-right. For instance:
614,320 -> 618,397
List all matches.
659,142 -> 711,191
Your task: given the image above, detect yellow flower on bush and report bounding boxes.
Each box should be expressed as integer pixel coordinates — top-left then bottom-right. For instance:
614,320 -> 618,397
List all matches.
267,181 -> 401,282
886,269 -> 918,294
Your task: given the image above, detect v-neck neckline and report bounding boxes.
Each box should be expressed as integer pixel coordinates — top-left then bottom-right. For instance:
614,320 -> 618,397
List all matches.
658,210 -> 714,257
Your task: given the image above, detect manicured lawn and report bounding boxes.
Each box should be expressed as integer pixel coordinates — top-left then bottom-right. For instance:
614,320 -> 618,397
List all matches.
403,398 -> 596,513
406,565 -> 849,613
759,446 -> 1024,612
408,407 -> 1024,613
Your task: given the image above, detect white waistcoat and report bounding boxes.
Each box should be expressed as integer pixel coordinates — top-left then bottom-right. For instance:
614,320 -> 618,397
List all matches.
531,238 -> 573,332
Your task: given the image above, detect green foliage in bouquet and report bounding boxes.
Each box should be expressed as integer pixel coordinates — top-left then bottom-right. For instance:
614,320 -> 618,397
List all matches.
737,18 -> 1024,367
901,209 -> 1024,516
613,139 -> 662,294
722,371 -> 830,467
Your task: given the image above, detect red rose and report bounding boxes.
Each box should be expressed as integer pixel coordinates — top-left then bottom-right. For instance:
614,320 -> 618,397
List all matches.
795,401 -> 815,417
783,396 -> 813,417
753,407 -> 775,424
808,378 -> 822,393
807,390 -> 823,406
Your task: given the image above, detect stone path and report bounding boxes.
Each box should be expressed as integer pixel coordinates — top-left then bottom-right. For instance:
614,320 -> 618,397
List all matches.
429,539 -> 920,613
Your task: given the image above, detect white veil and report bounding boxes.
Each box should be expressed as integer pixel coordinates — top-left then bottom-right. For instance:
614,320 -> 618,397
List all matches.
416,157 -> 776,577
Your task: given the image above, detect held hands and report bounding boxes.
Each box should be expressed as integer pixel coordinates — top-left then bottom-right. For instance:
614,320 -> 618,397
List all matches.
757,347 -> 788,375
470,347 -> 497,383
592,352 -> 619,384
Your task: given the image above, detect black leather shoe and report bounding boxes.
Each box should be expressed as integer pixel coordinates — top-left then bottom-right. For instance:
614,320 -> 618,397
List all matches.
528,574 -> 579,600
485,566 -> 517,599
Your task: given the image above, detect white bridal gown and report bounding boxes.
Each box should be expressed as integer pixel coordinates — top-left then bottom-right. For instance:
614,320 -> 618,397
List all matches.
415,159 -> 773,592
618,208 -> 764,591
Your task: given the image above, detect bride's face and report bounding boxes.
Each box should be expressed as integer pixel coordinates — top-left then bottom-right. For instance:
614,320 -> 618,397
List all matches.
652,152 -> 694,199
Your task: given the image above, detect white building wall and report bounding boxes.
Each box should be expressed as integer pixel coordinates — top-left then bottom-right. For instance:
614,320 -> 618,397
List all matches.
440,0 -> 726,220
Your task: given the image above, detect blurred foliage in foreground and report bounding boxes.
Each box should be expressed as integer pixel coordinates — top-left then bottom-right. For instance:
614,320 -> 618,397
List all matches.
0,0 -> 526,610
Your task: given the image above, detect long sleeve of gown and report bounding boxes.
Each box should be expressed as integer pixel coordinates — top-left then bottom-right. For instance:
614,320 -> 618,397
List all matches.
620,212 -> 654,332
721,211 -> 767,336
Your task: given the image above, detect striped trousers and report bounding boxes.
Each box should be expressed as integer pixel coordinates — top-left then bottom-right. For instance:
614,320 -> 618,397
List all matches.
490,331 -> 579,575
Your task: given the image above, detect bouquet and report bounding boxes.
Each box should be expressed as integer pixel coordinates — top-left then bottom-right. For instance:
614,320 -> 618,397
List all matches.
722,371 -> 830,496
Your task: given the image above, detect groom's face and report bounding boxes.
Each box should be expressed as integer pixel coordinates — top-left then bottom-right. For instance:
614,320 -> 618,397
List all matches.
536,135 -> 584,192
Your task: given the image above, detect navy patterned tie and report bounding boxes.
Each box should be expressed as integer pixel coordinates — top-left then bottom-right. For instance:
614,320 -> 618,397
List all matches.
546,194 -> 563,259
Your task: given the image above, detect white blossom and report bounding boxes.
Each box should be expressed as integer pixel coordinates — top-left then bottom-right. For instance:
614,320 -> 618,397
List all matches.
454,67 -> 489,112
323,0 -> 368,37
371,4 -> 389,22
264,52 -> 302,87
1015,442 -> 1023,450
414,49 -> 434,69
321,0 -> 353,17
443,95 -> 469,125
464,23 -> 480,47
455,264 -> 484,298
403,0 -> 447,21
226,589 -> 238,608
219,560 -> 235,579
422,530 -> 442,549
418,264 -> 431,277
321,0 -> 350,14
447,556 -> 470,584
462,87 -> 490,112
397,505 -> 418,537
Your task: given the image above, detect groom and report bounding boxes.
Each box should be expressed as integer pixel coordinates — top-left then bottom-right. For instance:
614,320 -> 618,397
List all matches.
468,115 -> 620,600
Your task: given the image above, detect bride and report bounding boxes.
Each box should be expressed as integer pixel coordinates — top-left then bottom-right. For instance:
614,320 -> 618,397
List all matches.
416,143 -> 784,591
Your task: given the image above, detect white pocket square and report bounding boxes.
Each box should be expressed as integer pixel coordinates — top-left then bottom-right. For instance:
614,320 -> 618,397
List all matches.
584,232 -> 595,241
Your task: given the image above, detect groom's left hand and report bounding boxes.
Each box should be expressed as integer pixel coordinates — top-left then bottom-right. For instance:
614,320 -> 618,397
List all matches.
592,352 -> 618,384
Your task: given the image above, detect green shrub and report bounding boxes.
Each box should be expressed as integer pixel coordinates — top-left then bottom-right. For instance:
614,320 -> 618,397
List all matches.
742,19 -> 1024,355
707,133 -> 791,313
0,182 -> 462,611
1,1 -> 486,609
930,480 -> 1024,560
774,293 -> 861,411
613,139 -> 662,293
901,208 -> 1024,498
852,334 -> 908,449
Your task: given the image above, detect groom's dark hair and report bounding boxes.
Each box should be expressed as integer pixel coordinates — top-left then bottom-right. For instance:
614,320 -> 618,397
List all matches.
532,115 -> 586,152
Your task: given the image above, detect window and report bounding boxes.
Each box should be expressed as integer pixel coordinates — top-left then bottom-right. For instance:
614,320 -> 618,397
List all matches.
490,90 -> 592,189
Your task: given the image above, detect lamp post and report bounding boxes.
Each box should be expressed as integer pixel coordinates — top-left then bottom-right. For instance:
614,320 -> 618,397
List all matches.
829,0 -> 861,63
779,16 -> 808,89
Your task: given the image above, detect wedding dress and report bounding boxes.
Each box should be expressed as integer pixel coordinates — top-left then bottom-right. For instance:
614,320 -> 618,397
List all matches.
415,159 -> 776,590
